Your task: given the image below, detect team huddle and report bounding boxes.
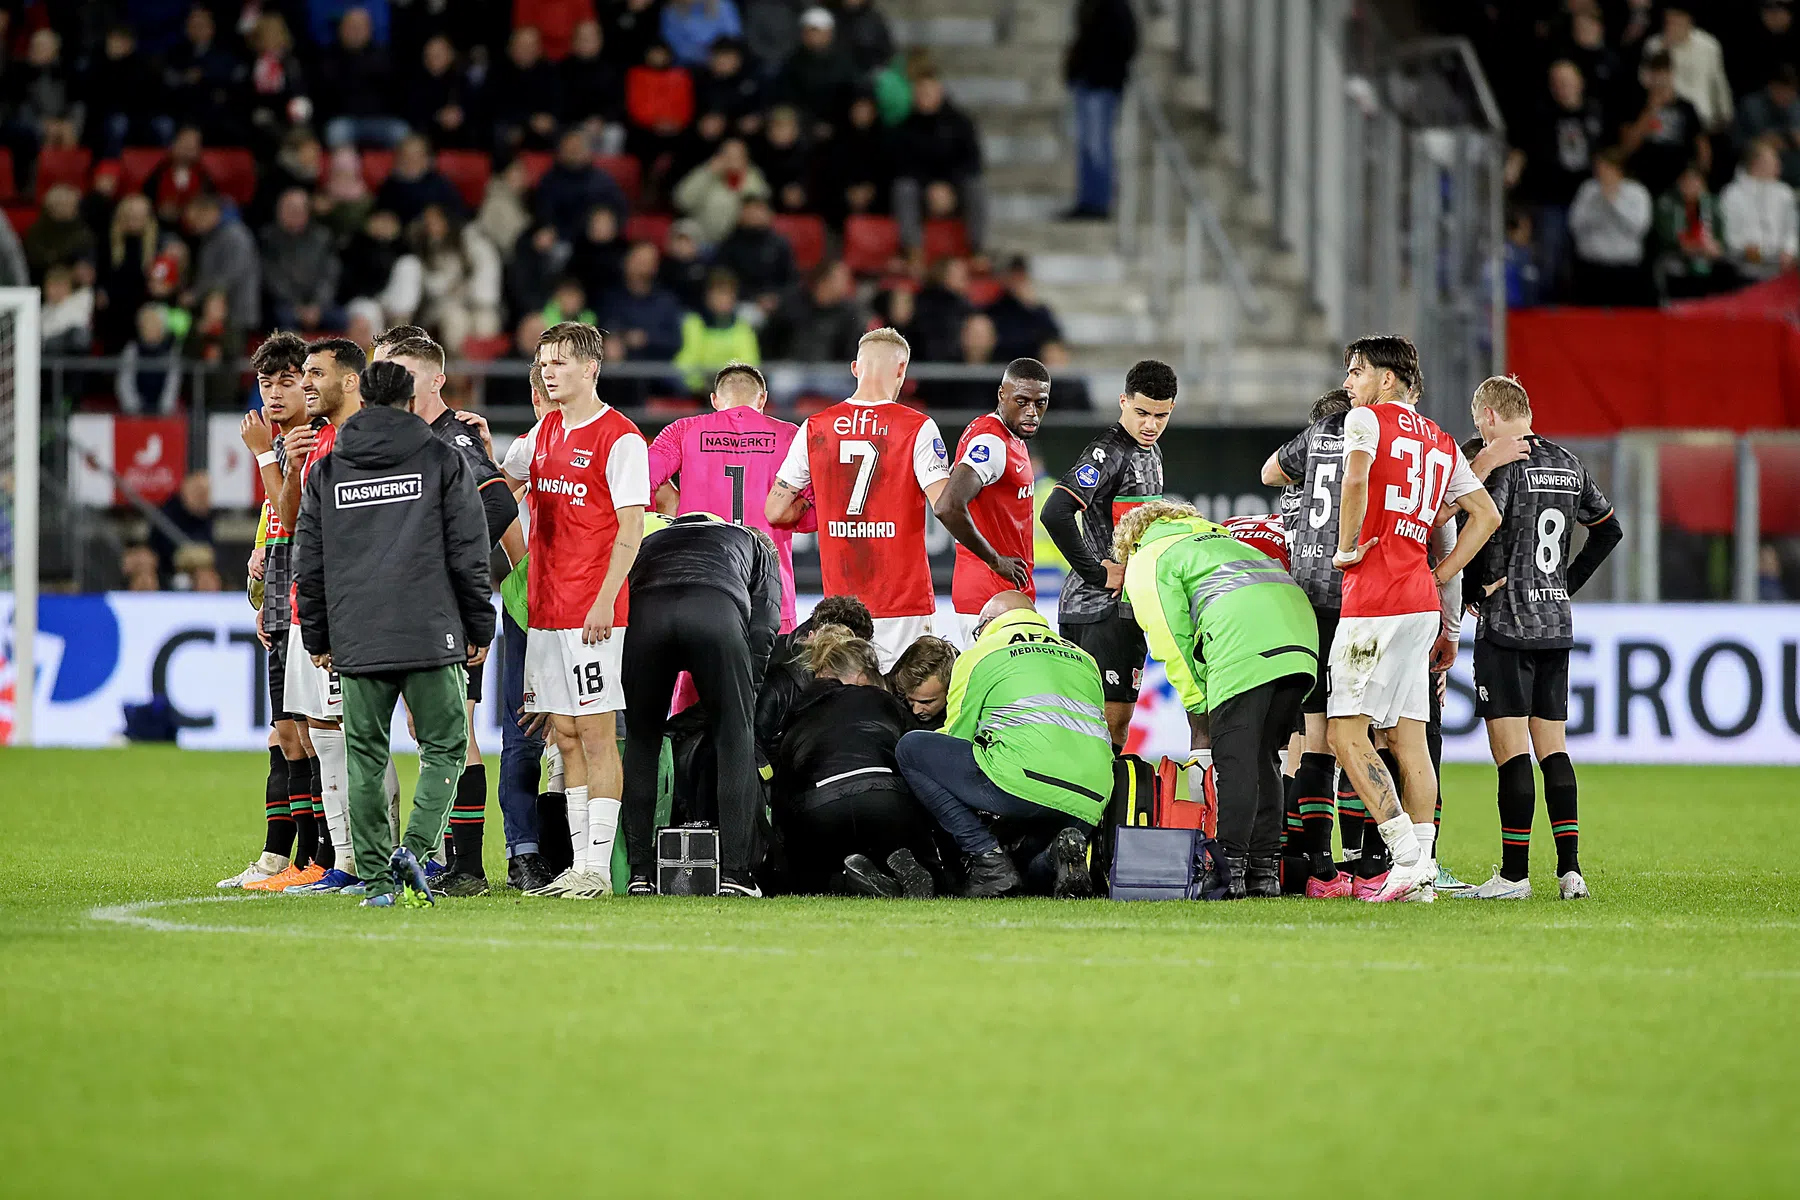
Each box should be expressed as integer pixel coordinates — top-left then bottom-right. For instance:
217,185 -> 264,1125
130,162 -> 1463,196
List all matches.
217,320 -> 1618,905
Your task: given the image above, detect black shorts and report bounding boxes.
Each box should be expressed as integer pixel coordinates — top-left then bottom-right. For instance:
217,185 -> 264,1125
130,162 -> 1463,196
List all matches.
1060,616 -> 1148,703
1474,642 -> 1569,721
266,626 -> 295,725
1302,606 -> 1339,716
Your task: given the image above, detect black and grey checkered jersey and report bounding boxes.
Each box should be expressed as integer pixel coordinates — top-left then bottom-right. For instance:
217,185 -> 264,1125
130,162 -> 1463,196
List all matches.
1054,422 -> 1164,624
1475,436 -> 1612,649
260,434 -> 295,635
1278,481 -> 1301,541
1274,411 -> 1348,610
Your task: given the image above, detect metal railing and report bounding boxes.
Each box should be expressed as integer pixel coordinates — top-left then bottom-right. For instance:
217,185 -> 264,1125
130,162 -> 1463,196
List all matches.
1115,0 -> 1266,410
1165,0 -> 1506,429
1115,73 -> 1265,406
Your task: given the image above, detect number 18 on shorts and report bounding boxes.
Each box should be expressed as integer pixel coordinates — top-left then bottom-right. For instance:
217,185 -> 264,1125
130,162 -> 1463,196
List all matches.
524,627 -> 626,715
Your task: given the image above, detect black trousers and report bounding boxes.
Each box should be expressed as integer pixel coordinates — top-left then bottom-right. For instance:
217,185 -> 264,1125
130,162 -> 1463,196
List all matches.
780,785 -> 937,892
1209,674 -> 1310,857
622,588 -> 760,874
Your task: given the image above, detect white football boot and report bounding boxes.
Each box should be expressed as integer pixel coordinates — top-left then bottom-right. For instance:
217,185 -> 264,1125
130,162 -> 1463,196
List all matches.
1459,868 -> 1532,900
1558,871 -> 1590,899
217,852 -> 289,888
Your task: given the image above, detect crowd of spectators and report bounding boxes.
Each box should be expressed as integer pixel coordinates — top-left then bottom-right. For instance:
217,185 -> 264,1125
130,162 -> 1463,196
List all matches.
3,0 -> 1068,409
1467,1 -> 1800,308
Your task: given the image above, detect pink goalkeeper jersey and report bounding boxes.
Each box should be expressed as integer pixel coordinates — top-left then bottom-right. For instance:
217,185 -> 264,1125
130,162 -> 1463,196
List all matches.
648,405 -> 808,631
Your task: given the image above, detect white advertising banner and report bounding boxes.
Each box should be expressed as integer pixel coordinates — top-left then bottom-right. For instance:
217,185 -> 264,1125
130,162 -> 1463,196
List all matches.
4,594 -> 1800,763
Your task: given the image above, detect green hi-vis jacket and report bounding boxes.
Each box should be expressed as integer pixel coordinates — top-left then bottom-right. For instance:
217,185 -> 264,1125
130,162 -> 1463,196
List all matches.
1122,516 -> 1318,714
943,608 -> 1116,825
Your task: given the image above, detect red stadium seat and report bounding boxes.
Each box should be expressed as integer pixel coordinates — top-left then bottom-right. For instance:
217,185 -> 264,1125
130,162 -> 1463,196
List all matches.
119,147 -> 164,194
964,275 -> 1004,306
594,154 -> 641,206
518,151 -> 554,187
5,204 -> 38,236
35,147 -> 92,199
360,149 -> 395,190
0,149 -> 14,202
842,215 -> 900,275
625,212 -> 672,247
460,333 -> 512,361
200,148 -> 257,205
772,213 -> 826,272
923,218 -> 970,263
437,150 -> 492,210
647,396 -> 703,416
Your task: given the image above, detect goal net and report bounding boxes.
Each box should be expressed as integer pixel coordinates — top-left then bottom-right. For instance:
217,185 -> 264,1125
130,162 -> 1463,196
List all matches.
1,287 -> 41,746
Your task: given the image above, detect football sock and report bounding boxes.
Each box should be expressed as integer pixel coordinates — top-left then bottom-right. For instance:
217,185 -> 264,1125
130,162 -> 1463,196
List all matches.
450,764 -> 487,875
263,747 -> 296,858
1539,752 -> 1580,877
588,797 -> 621,884
312,727 -> 352,874
1497,753 -> 1535,882
1336,772 -> 1364,860
1281,773 -> 1302,855
566,785 -> 590,874
1375,815 -> 1421,868
1414,822 -> 1437,868
383,757 -> 402,847
538,792 -> 571,874
291,754 -> 320,868
1295,753 -> 1338,877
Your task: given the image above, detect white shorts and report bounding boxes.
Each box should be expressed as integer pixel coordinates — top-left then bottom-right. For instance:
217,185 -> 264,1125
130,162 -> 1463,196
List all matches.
1326,611 -> 1437,729
952,611 -> 982,650
871,615 -> 933,672
524,627 -> 626,715
282,622 -> 342,721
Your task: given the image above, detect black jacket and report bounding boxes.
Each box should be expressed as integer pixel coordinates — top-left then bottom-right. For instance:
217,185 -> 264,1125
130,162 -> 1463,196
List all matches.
628,514 -> 783,680
1065,0 -> 1139,91
426,408 -> 518,547
295,406 -> 496,674
772,679 -> 915,814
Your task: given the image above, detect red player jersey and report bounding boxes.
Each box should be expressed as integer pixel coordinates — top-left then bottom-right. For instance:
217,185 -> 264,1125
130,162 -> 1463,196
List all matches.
1222,513 -> 1291,572
526,404 -> 650,630
290,420 -> 339,615
775,399 -> 950,619
950,413 -> 1036,612
1340,402 -> 1478,618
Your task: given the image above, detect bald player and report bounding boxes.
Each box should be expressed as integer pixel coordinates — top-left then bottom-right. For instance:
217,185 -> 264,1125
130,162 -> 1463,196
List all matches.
766,328 -> 953,668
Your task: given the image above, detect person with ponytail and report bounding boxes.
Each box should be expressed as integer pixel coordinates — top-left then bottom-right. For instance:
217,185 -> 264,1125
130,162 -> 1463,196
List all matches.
1114,501 -> 1317,899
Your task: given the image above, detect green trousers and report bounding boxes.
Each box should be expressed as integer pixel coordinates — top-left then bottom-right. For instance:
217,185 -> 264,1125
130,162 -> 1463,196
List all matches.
341,664 -> 469,896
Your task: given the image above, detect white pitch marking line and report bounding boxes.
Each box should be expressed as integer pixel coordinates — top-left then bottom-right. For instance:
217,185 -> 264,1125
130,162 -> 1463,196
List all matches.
81,896 -> 1800,982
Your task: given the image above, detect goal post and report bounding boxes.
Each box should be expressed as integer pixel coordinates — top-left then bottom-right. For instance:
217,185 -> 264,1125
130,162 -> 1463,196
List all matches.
1,286 -> 40,746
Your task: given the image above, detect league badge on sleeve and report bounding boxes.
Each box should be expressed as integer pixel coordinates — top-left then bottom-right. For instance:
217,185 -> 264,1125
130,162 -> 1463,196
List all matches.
969,444 -> 990,463
1075,464 -> 1101,488
932,437 -> 947,464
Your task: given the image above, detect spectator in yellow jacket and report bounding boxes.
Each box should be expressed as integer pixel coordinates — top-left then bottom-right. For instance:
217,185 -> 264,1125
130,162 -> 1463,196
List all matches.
674,269 -> 760,393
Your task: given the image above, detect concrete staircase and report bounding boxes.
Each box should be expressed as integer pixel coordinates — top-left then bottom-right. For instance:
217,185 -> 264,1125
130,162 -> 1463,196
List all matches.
889,0 -> 1338,419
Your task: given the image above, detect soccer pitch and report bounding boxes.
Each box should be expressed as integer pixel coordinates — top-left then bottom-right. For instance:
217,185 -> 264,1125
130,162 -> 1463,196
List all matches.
2,748 -> 1795,1196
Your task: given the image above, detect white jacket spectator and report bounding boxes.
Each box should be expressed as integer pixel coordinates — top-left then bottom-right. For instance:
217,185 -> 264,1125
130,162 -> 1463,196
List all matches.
1645,8 -> 1732,130
409,207 -> 503,352
1720,142 -> 1799,281
40,265 -> 93,355
1569,166 -> 1652,266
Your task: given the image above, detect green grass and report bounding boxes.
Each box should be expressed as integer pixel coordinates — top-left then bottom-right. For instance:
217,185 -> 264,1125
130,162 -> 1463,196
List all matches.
2,748 -> 1796,1197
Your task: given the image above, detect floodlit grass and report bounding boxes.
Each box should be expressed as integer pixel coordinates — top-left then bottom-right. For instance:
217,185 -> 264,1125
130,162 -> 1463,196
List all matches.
1,747 -> 1796,1196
